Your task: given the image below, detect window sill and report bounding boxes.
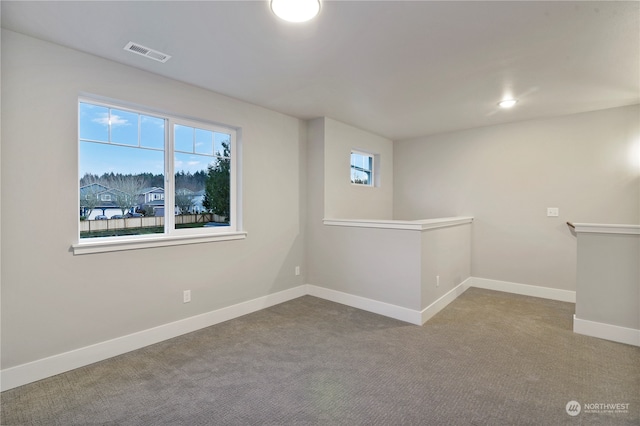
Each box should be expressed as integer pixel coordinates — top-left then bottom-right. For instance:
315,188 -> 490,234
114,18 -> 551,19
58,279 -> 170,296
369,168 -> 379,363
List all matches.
72,231 -> 247,255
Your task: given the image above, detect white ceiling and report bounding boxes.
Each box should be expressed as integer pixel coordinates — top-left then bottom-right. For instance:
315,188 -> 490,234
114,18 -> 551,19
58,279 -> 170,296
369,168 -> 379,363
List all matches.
2,1 -> 638,141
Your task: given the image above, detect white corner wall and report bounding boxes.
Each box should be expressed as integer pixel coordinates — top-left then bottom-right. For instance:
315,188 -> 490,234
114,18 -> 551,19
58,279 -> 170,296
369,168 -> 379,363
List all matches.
572,225 -> 640,346
420,223 -> 471,311
323,118 -> 393,220
1,30 -> 307,381
394,105 -> 640,292
305,117 -> 474,322
307,117 -> 396,300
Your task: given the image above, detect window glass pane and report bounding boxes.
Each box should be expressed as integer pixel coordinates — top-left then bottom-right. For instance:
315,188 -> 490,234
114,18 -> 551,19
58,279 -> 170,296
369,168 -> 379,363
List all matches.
79,145 -> 165,237
79,103 -> 109,141
351,152 -> 373,185
174,152 -> 209,176
214,132 -> 231,158
174,152 -> 229,229
80,104 -> 165,239
352,169 -> 368,185
203,154 -> 231,226
195,128 -> 214,156
175,125 -> 194,153
110,109 -> 139,146
141,115 -> 165,150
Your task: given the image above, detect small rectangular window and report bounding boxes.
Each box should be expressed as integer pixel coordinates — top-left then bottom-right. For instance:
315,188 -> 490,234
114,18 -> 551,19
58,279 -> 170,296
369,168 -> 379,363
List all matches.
351,151 -> 374,186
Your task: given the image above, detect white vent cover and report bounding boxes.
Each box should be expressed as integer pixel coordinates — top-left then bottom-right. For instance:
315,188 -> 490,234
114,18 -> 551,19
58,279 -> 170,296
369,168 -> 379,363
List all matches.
123,42 -> 171,63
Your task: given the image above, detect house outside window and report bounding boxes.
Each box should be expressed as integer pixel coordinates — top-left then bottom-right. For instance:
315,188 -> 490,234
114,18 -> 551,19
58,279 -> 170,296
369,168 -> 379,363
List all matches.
77,97 -> 241,251
351,150 -> 374,186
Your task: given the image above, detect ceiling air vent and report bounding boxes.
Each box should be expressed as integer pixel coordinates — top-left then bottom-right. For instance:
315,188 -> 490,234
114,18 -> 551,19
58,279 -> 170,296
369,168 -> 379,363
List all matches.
123,42 -> 171,63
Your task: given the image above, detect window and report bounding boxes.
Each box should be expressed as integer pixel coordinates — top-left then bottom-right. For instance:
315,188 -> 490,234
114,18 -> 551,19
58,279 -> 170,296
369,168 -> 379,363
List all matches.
350,151 -> 374,186
77,98 -> 242,253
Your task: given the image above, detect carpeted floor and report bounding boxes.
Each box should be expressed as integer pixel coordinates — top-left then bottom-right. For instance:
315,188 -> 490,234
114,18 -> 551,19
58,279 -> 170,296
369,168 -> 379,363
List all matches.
1,288 -> 638,425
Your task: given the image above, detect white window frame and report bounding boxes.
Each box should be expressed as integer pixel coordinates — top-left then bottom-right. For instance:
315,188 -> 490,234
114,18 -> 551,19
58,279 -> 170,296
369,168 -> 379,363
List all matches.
350,150 -> 375,187
167,116 -> 239,237
73,97 -> 245,255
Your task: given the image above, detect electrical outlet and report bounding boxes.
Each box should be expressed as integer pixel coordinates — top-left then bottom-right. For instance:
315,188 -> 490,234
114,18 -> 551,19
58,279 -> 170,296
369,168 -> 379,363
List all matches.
547,207 -> 559,217
183,290 -> 191,303
295,266 -> 300,276
436,275 -> 440,287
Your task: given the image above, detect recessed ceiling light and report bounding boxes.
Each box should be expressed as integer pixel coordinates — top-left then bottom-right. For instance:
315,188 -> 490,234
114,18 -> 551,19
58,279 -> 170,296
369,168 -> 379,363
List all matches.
498,99 -> 518,109
270,0 -> 321,23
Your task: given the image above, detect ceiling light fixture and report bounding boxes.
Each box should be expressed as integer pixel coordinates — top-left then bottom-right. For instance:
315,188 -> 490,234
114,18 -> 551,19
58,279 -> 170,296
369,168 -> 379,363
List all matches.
270,0 -> 320,23
498,99 -> 518,109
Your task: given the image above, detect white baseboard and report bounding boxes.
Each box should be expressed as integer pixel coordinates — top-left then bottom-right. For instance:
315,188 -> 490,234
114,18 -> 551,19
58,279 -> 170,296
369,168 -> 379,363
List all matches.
305,284 -> 422,325
421,278 -> 473,324
0,285 -> 307,392
573,315 -> 640,347
469,277 -> 576,303
0,277 -> 580,392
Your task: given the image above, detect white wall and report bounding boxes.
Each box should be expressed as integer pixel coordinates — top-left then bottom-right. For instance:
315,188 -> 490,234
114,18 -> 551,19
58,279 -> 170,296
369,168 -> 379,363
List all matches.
307,117 -> 405,305
1,30 -> 307,369
3,28 -> 637,384
394,105 -> 640,291
420,224 -> 471,310
576,232 -> 639,330
323,117 -> 393,220
305,117 -> 473,317
312,225 -> 422,310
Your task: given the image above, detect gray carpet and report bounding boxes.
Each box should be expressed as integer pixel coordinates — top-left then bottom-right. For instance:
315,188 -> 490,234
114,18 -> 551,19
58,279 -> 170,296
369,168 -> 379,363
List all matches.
1,288 -> 638,425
